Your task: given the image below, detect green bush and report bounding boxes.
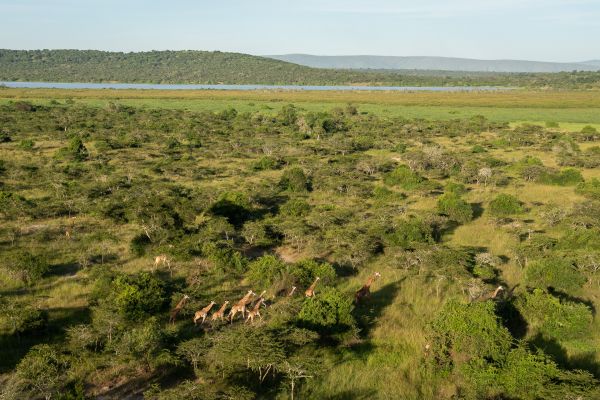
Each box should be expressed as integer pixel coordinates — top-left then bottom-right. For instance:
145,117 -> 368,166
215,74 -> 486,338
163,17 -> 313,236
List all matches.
576,178 -> 600,200
202,242 -> 247,274
112,272 -> 167,321
252,156 -> 283,171
14,344 -> 67,400
437,193 -> 473,223
57,136 -> 89,161
428,300 -> 512,368
383,165 -> 423,190
247,255 -> 287,287
488,194 -> 524,218
297,287 -> 355,335
515,289 -> 593,341
384,217 -> 434,249
280,198 -> 311,217
7,251 -> 51,284
290,259 -> 336,287
279,167 -> 310,192
445,181 -> 467,195
537,168 -> 584,186
524,258 -> 586,293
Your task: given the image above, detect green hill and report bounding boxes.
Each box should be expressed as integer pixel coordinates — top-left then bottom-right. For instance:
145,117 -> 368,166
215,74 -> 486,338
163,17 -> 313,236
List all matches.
1,49 -> 600,88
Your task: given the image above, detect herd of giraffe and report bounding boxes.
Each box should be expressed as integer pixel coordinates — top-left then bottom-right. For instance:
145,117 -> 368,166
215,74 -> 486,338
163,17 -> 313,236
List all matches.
161,252 -> 384,326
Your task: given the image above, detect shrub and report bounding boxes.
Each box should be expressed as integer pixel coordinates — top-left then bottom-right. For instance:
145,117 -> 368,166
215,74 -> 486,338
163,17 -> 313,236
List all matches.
252,156 -> 283,171
7,251 -> 51,284
471,144 -> 487,153
383,165 -> 423,190
1,304 -> 48,336
384,217 -> 434,249
488,194 -> 524,218
445,181 -> 467,195
112,272 -> 167,321
14,344 -> 67,400
537,168 -> 584,186
524,258 -> 586,293
19,139 -> 35,150
247,255 -> 287,287
428,300 -> 512,368
58,137 -> 89,161
278,104 -> 298,126
280,198 -> 311,217
279,167 -> 310,192
290,259 -> 336,287
437,193 -> 473,223
202,242 -> 247,274
576,178 -> 600,200
515,289 -> 593,341
297,287 -> 355,334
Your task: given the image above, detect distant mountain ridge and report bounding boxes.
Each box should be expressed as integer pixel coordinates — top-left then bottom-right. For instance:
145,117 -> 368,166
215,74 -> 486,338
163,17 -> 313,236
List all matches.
266,54 -> 600,73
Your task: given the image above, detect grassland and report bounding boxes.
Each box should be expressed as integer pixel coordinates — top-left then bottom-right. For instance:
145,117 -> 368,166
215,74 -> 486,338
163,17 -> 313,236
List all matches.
2,87 -> 600,127
1,88 -> 600,399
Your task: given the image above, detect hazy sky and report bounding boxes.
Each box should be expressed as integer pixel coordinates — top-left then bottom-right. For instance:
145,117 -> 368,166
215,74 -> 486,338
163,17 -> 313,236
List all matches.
1,0 -> 599,62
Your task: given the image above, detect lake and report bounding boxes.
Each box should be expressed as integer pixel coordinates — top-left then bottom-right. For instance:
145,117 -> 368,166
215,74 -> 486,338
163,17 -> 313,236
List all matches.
0,81 -> 505,92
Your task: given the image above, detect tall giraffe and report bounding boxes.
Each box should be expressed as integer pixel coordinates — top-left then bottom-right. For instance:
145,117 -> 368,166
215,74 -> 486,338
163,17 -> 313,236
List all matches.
228,290 -> 256,322
305,277 -> 320,297
193,301 -> 216,325
482,285 -> 505,301
169,294 -> 190,324
354,272 -> 381,304
211,300 -> 230,322
245,298 -> 265,324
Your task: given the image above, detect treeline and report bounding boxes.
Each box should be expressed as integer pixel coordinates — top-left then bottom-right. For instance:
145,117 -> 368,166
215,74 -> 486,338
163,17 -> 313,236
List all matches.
1,49 -> 600,88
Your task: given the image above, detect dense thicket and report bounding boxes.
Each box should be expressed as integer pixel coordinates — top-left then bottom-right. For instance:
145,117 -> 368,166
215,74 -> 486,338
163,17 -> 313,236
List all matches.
2,49 -> 600,88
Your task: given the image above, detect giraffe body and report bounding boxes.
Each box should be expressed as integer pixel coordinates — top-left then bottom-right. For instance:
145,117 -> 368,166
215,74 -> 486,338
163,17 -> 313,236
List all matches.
211,301 -> 230,322
169,294 -> 190,324
193,301 -> 216,325
245,298 -> 265,324
355,272 -> 381,304
305,277 -> 320,297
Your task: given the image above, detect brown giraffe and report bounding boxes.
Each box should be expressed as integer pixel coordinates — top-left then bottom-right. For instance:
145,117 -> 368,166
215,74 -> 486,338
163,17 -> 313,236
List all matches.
481,285 -> 505,301
193,301 -> 216,325
245,298 -> 265,324
169,294 -> 190,324
228,290 -> 256,322
287,286 -> 297,297
354,272 -> 381,304
305,277 -> 320,297
153,254 -> 170,271
211,301 -> 230,322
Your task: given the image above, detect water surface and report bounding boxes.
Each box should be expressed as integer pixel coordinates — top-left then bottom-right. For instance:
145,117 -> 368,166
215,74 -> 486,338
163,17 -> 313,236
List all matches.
1,81 -> 505,91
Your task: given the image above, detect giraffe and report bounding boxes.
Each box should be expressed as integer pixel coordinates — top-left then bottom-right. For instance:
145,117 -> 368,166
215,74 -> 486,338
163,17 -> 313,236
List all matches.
193,301 -> 216,325
481,285 -> 505,301
153,254 -> 170,271
228,290 -> 256,322
211,301 -> 230,322
251,291 -> 267,306
305,277 -> 320,297
169,294 -> 190,324
245,298 -> 265,324
287,286 -> 297,297
354,272 -> 381,304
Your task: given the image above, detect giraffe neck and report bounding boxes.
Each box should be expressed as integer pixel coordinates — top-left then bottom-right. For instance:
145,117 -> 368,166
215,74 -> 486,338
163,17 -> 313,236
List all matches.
217,303 -> 227,313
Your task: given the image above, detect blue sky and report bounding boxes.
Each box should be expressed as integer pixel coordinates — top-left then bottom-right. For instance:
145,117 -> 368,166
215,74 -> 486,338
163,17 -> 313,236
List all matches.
0,0 -> 598,62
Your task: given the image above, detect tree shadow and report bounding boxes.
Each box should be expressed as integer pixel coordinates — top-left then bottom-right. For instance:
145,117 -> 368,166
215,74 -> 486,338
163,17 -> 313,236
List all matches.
0,306 -> 91,373
353,279 -> 404,337
496,299 -> 528,340
47,261 -> 81,277
547,287 -> 596,316
529,333 -> 600,378
471,202 -> 484,219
